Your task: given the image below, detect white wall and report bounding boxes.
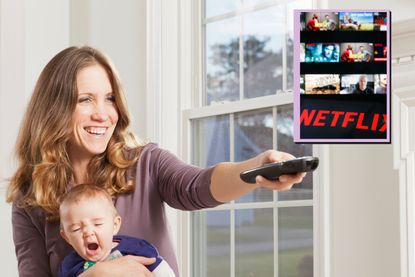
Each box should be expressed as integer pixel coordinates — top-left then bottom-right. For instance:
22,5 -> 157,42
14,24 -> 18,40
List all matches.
0,1 -> 70,276
0,2 -> 25,276
330,144 -> 400,277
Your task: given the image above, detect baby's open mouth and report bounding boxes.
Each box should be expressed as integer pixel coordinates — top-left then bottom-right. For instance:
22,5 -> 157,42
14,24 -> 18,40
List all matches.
87,243 -> 99,251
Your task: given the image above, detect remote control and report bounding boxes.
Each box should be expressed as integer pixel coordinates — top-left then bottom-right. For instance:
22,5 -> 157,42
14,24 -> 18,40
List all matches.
240,156 -> 319,183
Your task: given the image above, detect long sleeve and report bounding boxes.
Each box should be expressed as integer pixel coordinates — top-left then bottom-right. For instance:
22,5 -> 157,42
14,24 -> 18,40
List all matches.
147,144 -> 223,210
12,202 -> 51,277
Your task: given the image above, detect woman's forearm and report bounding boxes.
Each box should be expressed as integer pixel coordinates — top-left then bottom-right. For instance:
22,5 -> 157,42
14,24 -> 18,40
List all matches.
210,158 -> 260,203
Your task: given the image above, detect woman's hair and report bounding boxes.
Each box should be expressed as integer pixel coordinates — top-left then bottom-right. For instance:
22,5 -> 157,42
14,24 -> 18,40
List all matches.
7,46 -> 143,219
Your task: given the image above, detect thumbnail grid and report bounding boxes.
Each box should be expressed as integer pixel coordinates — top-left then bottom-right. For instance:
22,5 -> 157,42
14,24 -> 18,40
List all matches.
295,10 -> 390,142
299,11 -> 388,95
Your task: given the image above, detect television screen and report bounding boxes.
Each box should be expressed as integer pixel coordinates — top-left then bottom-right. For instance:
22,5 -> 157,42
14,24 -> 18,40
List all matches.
294,10 -> 391,143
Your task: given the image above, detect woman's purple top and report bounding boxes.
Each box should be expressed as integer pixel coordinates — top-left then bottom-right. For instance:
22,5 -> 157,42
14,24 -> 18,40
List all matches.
12,143 -> 222,277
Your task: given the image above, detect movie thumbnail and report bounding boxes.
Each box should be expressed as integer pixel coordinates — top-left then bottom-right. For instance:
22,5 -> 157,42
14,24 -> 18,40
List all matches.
339,74 -> 375,94
301,12 -> 339,31
373,43 -> 387,61
339,12 -> 374,31
374,12 -> 388,31
303,74 -> 340,94
340,43 -> 373,62
374,74 -> 387,94
301,43 -> 340,62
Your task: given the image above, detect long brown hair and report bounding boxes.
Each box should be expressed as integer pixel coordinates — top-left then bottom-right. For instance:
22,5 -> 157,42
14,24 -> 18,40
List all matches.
7,46 -> 143,218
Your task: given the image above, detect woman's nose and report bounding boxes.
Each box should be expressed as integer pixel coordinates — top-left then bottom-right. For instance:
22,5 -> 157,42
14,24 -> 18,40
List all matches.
91,104 -> 109,122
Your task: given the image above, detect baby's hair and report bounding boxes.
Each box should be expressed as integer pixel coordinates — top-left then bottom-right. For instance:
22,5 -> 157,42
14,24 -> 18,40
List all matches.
59,184 -> 118,219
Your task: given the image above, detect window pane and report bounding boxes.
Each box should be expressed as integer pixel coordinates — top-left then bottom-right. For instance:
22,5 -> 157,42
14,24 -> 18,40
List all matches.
192,115 -> 230,167
286,0 -> 313,90
192,211 -> 231,276
276,104 -> 313,201
235,110 -> 273,203
236,208 -> 273,276
243,6 -> 284,98
279,207 -> 313,277
205,0 -> 239,19
206,17 -> 240,105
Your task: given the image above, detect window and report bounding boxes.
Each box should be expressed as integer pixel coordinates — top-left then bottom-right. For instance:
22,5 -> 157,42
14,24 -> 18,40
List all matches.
183,1 -> 323,276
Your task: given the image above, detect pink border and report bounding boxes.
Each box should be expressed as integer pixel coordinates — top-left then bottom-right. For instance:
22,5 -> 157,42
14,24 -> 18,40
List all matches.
293,9 -> 391,143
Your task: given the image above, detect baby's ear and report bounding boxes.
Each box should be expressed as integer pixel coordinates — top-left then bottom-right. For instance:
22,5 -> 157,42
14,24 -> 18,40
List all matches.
113,216 -> 122,235
60,228 -> 69,243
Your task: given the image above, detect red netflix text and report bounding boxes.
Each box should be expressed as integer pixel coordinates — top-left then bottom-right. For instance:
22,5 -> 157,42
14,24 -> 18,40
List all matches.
300,109 -> 387,132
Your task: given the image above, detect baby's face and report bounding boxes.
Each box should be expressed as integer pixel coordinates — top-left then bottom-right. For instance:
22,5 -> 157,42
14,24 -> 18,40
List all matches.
60,196 -> 121,262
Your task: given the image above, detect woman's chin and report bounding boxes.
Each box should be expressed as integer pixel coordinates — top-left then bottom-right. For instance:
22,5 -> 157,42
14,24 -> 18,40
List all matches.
84,145 -> 109,156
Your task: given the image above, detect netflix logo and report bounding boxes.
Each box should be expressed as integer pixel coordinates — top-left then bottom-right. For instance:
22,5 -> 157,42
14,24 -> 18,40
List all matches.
301,109 -> 386,132
299,94 -> 388,140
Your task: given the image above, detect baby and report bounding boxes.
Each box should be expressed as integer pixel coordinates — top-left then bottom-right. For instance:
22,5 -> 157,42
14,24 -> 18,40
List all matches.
59,184 -> 175,277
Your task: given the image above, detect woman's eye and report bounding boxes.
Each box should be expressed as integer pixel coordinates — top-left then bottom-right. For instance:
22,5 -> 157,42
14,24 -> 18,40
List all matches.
95,223 -> 103,227
71,228 -> 80,233
106,95 -> 115,102
78,96 -> 92,103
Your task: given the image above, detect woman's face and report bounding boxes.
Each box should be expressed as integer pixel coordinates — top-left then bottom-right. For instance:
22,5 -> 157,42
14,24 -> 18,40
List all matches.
68,64 -> 118,160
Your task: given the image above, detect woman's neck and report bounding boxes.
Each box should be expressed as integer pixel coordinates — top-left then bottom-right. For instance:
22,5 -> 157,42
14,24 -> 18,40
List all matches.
71,160 -> 89,184
69,154 -> 92,185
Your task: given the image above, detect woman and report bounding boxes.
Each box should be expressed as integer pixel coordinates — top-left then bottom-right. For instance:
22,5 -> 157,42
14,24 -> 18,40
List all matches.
7,46 -> 305,277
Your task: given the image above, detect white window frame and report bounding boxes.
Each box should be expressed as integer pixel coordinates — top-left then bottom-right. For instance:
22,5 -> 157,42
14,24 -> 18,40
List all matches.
392,19 -> 415,277
176,1 -> 330,277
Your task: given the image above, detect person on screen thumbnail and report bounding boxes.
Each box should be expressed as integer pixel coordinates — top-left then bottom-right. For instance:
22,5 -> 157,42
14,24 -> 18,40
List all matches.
323,14 -> 337,31
322,44 -> 338,62
340,13 -> 359,30
375,74 -> 387,94
357,46 -> 372,62
341,44 -> 355,62
352,75 -> 374,94
306,14 -> 320,31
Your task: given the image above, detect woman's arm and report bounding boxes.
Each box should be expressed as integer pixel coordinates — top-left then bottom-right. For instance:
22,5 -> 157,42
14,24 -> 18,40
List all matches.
150,145 -> 304,209
12,203 -> 52,277
210,150 -> 306,203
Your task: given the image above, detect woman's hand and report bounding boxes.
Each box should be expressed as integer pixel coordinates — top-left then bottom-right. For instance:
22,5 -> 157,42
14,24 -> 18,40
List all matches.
253,150 -> 306,191
211,150 -> 306,203
79,256 -> 156,277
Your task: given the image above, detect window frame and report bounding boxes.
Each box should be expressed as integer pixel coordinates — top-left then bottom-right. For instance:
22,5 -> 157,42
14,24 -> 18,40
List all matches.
176,1 -> 331,277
